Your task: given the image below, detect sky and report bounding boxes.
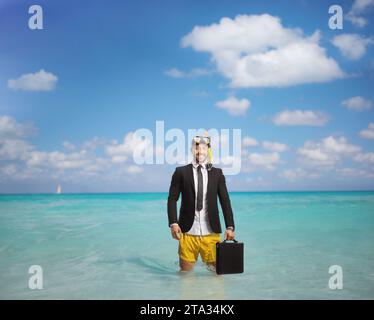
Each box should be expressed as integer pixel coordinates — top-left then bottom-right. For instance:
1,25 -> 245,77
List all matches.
0,0 -> 374,193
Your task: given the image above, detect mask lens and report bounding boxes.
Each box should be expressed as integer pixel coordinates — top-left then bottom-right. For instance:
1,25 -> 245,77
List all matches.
193,136 -> 210,144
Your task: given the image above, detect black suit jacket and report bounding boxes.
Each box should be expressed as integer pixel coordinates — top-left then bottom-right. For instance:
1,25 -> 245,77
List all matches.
167,163 -> 235,233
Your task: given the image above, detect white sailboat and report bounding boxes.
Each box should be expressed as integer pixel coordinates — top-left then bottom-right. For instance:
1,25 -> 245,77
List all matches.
56,184 -> 62,194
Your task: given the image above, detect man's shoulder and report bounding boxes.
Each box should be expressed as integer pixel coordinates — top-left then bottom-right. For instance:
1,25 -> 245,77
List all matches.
174,164 -> 191,172
211,166 -> 223,174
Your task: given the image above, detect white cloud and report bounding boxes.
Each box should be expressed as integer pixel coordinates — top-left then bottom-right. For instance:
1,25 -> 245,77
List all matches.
322,136 -> 361,154
8,69 -> 58,91
262,141 -> 289,152
164,68 -> 184,78
23,149 -> 113,181
336,167 -> 358,176
242,136 -> 259,147
331,34 -> 374,60
81,157 -> 111,176
62,141 -> 76,151
105,131 -> 152,163
24,150 -> 47,167
1,164 -> 17,176
279,167 -> 320,181
247,152 -> 280,171
164,67 -> 210,78
48,151 -> 92,170
0,115 -> 36,161
346,0 -> 374,28
335,167 -> 368,177
298,147 -> 334,166
0,139 -> 34,161
125,165 -> 144,174
56,133 -> 150,175
0,115 -> 36,138
26,150 -> 93,170
181,14 -> 345,88
272,109 -> 329,126
297,135 -> 361,167
110,155 -> 129,164
354,152 -> 374,163
359,122 -> 374,139
342,96 -> 373,111
215,96 -> 250,116
81,137 -> 107,151
0,114 -> 152,184
18,136 -> 112,173
335,167 -> 374,179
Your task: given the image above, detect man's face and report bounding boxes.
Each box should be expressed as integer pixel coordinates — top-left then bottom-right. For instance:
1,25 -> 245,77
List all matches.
192,143 -> 209,164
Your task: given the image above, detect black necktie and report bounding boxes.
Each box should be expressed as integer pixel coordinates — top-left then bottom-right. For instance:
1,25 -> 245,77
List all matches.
196,165 -> 203,211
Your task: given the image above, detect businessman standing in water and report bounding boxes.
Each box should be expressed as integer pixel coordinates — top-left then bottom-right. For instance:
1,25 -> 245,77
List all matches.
167,135 -> 235,272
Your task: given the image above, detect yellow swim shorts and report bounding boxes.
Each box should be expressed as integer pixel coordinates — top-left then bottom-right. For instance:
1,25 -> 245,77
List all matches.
178,232 -> 221,263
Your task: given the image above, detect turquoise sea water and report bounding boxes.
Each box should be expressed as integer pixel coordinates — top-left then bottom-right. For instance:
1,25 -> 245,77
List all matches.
0,191 -> 373,299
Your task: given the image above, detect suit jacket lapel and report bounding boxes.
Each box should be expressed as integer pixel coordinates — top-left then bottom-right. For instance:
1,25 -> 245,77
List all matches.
207,168 -> 212,196
188,163 -> 195,198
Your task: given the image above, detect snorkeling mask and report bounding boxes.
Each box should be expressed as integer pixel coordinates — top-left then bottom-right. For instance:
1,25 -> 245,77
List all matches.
192,135 -> 213,171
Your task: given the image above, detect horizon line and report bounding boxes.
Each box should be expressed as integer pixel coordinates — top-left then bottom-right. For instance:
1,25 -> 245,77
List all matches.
1,189 -> 374,195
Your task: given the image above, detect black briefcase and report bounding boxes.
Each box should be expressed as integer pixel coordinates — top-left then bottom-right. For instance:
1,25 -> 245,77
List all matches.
216,239 -> 244,275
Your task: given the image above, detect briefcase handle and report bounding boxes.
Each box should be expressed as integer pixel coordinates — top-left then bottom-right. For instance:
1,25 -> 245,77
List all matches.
223,238 -> 238,243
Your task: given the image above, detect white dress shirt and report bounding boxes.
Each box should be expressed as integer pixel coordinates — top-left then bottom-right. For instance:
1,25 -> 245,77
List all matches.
186,159 -> 215,236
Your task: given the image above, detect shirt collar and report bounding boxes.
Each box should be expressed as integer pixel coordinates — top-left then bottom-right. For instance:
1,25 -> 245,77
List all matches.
192,157 -> 207,169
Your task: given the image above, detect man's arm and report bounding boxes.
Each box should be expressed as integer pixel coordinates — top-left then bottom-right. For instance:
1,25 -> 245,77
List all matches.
217,168 -> 235,230
167,168 -> 181,227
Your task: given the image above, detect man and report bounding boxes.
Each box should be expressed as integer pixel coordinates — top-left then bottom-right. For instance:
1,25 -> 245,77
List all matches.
167,136 -> 235,272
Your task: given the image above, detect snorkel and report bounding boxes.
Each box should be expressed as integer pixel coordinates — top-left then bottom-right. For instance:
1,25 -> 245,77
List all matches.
206,132 -> 213,171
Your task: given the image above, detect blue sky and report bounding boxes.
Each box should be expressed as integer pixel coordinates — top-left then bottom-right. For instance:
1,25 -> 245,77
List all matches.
0,0 -> 374,193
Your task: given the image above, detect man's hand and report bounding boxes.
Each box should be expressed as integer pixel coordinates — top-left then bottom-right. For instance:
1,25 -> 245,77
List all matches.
224,229 -> 235,240
170,224 -> 182,240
